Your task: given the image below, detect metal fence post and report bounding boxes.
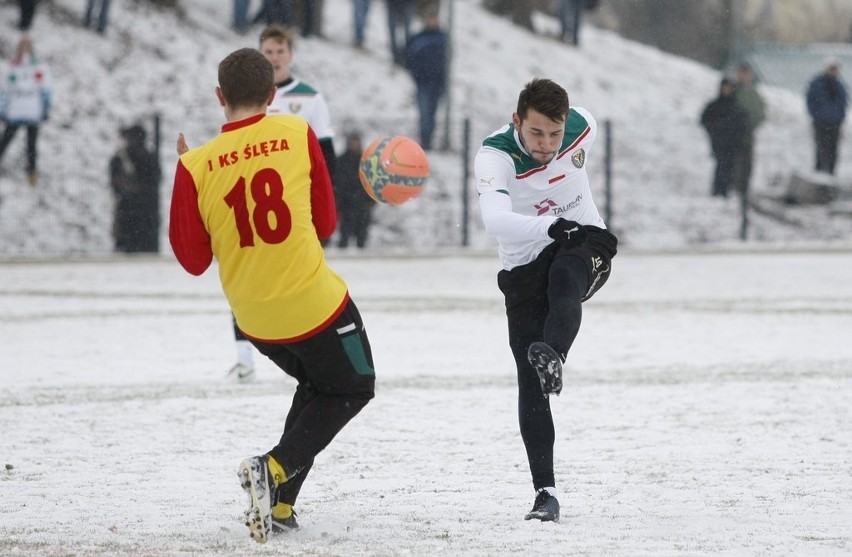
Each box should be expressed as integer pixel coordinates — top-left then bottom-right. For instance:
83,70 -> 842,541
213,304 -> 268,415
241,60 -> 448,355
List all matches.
461,117 -> 470,247
604,119 -> 613,228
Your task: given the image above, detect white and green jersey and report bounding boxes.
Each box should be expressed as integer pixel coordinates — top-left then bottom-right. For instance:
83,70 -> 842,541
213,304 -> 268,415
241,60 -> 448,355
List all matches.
475,106 -> 605,270
267,79 -> 334,141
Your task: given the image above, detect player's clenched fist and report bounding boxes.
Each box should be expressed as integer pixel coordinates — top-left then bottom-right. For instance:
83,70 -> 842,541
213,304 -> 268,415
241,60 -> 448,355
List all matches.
547,218 -> 588,250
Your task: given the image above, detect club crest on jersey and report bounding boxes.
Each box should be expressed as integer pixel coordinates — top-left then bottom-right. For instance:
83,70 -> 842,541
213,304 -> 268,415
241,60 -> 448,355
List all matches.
571,149 -> 585,169
289,101 -> 303,113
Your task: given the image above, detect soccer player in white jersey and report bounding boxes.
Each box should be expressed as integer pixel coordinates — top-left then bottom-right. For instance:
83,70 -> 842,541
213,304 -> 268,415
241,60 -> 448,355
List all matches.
475,78 -> 618,522
226,24 -> 339,382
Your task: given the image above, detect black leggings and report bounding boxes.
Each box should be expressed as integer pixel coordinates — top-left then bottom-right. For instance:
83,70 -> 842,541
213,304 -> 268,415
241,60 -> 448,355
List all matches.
249,298 -> 375,506
0,123 -> 39,172
497,230 -> 616,491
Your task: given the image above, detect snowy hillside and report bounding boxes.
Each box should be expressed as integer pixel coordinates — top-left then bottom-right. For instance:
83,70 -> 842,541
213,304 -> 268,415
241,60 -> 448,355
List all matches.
1,0 -> 851,257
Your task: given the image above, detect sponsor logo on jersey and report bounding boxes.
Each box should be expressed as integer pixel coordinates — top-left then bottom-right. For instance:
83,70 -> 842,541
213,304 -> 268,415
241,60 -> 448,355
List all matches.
571,149 -> 585,169
534,198 -> 558,216
535,194 -> 583,216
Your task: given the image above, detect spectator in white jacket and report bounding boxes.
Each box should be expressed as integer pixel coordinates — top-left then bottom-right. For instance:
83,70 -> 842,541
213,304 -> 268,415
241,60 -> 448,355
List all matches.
0,36 -> 52,186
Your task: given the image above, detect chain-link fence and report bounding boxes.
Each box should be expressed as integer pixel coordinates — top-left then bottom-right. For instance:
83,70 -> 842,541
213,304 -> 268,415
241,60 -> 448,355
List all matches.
3,104 -> 852,260
0,112 -> 164,258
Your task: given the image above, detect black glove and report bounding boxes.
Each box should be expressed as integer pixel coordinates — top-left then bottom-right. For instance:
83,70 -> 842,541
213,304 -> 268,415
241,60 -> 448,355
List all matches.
547,218 -> 588,250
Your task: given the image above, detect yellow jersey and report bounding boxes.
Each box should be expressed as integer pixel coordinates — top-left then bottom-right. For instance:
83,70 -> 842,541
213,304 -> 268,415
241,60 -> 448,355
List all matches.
169,113 -> 348,342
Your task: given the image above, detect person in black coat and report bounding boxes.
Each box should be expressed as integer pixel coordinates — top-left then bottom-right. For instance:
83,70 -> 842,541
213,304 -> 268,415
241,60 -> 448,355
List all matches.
700,78 -> 749,198
109,124 -> 161,253
334,131 -> 375,249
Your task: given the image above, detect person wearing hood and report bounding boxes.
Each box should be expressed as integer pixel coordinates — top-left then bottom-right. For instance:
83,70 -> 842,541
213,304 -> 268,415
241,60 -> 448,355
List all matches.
109,123 -> 161,253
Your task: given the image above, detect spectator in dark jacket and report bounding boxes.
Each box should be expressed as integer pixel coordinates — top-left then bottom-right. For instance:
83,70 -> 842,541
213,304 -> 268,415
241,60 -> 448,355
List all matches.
701,78 -> 749,198
405,6 -> 447,151
110,124 -> 161,253
806,59 -> 849,175
334,131 -> 375,249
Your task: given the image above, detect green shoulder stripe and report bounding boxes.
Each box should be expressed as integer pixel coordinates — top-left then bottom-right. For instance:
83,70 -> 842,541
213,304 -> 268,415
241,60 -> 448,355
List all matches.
290,81 -> 318,95
563,108 -> 589,147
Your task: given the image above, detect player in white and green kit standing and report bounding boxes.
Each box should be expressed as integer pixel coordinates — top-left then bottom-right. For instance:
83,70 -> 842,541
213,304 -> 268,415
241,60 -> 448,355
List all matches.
475,78 -> 618,522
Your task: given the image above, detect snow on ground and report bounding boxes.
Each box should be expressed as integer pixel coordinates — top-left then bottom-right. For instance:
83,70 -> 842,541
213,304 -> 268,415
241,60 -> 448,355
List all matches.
1,249 -> 851,556
1,1 -> 851,555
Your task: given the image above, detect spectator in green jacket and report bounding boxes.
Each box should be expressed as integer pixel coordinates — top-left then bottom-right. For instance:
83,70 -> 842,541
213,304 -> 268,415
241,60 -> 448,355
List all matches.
732,62 -> 766,196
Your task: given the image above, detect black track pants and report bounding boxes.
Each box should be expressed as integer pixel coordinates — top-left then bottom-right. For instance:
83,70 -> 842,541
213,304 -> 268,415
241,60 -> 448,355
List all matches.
249,298 -> 376,506
497,230 -> 616,490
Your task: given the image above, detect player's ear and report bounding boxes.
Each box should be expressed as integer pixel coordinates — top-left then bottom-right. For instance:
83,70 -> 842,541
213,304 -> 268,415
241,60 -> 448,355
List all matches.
512,112 -> 521,130
215,86 -> 226,107
266,87 -> 276,106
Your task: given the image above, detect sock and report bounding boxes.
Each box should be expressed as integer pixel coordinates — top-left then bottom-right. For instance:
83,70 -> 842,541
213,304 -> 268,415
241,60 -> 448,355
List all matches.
235,340 -> 254,367
542,486 -> 558,499
272,501 -> 293,520
267,455 -> 288,487
267,456 -> 291,519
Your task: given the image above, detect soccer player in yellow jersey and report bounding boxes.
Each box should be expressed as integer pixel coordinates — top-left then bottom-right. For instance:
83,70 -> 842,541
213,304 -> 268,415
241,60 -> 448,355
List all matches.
169,48 -> 375,543
223,24 -> 341,381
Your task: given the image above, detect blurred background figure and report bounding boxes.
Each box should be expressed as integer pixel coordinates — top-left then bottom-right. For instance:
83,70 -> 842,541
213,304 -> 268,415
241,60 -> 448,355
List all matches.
386,0 -> 415,66
700,78 -> 748,198
257,0 -> 293,26
352,0 -> 372,50
232,0 -> 254,33
18,0 -> 39,31
297,0 -> 324,37
405,5 -> 447,151
334,131 -> 375,249
109,124 -> 161,253
559,0 -> 582,45
83,0 -> 112,34
0,36 -> 52,187
806,58 -> 849,175
732,62 -> 765,196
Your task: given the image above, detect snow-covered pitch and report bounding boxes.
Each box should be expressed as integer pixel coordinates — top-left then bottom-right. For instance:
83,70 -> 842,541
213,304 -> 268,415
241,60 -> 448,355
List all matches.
1,248 -> 850,556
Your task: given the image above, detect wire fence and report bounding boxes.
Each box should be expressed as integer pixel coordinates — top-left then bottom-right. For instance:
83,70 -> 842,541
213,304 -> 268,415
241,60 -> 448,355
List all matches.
1,104 -> 850,260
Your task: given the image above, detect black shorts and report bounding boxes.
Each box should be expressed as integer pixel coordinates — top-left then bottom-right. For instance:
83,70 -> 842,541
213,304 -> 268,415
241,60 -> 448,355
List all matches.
498,226 -> 617,305
249,298 -> 376,399
572,225 -> 617,301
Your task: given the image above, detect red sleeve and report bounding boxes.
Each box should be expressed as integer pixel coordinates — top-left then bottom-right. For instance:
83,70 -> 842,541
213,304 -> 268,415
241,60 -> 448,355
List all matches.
169,160 -> 213,275
307,126 -> 337,240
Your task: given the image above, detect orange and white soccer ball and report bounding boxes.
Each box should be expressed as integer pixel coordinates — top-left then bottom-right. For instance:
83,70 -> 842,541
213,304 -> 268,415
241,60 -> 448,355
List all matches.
358,135 -> 430,205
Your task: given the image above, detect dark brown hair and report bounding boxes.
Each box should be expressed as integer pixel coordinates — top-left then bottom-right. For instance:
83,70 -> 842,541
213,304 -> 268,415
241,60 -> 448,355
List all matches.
218,48 -> 274,108
516,78 -> 570,123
